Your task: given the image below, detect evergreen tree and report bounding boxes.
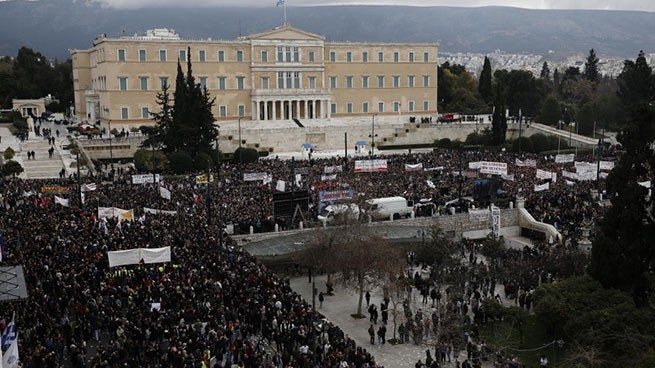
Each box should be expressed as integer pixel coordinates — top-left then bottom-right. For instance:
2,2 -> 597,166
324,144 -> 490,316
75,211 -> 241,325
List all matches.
590,51 -> 655,305
540,95 -> 561,125
478,56 -> 493,104
583,48 -> 601,84
150,47 -> 217,159
144,82 -> 173,150
552,68 -> 560,96
539,61 -> 550,80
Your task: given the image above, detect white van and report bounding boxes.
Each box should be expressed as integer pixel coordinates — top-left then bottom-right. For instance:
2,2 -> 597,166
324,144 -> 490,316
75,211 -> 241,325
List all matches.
317,203 -> 360,223
364,197 -> 414,221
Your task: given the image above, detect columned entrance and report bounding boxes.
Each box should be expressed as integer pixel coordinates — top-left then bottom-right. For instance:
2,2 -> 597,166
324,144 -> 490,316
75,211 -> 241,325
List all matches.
252,97 -> 328,121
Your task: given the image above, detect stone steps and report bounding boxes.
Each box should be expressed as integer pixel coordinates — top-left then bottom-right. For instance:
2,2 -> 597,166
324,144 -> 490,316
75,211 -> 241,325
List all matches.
19,140 -> 65,179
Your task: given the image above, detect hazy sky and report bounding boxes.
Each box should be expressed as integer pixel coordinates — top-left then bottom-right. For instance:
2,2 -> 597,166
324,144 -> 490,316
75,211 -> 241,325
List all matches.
85,0 -> 655,12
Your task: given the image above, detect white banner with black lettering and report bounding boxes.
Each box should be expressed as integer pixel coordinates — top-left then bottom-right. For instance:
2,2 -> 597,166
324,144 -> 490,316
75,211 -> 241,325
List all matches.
555,154 -> 575,163
107,246 -> 171,268
144,207 -> 177,216
515,158 -> 537,167
324,165 -> 343,174
469,209 -> 489,222
132,174 -> 160,185
479,161 -> 508,176
243,172 -> 268,181
536,169 -> 557,183
405,163 -> 424,172
354,159 -> 388,173
534,182 -> 550,192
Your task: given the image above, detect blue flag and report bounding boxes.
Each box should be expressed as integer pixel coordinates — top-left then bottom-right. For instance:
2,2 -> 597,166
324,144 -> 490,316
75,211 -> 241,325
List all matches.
1,318 -> 16,351
276,0 -> 285,6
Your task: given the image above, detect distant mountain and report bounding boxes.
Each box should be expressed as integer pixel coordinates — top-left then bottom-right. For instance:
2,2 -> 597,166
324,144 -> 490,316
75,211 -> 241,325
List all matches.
1,0 -> 654,60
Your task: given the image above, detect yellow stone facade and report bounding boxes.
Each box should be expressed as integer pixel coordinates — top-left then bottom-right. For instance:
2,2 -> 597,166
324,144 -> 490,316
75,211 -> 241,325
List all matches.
71,24 -> 438,127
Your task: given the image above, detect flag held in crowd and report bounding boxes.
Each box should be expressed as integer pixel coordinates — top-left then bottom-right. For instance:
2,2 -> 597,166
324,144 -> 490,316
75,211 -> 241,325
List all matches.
54,196 -> 70,207
1,315 -> 16,351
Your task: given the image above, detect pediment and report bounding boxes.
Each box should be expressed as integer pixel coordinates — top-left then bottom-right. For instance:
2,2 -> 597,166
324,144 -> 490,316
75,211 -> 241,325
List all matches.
247,24 -> 324,41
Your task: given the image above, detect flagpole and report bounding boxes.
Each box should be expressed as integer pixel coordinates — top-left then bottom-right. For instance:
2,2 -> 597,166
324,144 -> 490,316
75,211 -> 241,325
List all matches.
284,2 -> 287,23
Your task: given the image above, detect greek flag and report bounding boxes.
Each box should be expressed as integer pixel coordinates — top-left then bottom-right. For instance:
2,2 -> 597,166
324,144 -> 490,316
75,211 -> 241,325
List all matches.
1,317 -> 16,351
276,0 -> 285,6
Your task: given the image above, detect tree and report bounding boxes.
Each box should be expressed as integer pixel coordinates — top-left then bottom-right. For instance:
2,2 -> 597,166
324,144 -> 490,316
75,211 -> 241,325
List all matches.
149,48 -> 217,159
590,51 -> 655,305
2,160 -> 23,177
583,49 -> 601,85
133,149 -> 168,172
539,61 -> 551,80
144,82 -> 174,152
478,56 -> 493,104
540,95 -> 561,125
413,225 -> 457,270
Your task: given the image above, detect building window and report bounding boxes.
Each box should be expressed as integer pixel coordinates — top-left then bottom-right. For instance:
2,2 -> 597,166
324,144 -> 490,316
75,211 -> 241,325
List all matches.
293,47 -> 299,62
377,76 -> 385,88
308,76 -> 316,89
238,105 -> 245,117
218,50 -> 225,62
261,76 -> 269,89
330,76 -> 337,89
285,72 -> 292,89
277,47 -> 283,62
237,50 -> 244,62
237,76 -> 245,90
199,77 -> 207,89
138,49 -> 146,61
363,51 -> 368,62
394,101 -> 400,112
285,47 -> 291,62
330,51 -> 336,62
118,49 -> 126,61
409,52 -> 414,62
159,49 -> 167,61
159,77 -> 168,89
293,72 -> 300,88
378,52 -> 384,62
142,107 -> 150,119
199,50 -> 206,62
139,77 -> 148,91
179,49 -> 187,62
308,51 -> 315,62
362,102 -> 369,113
218,77 -> 226,90
346,52 -> 352,62
423,100 -> 429,111
423,75 -> 430,87
408,101 -> 415,112
347,102 -> 353,113
119,77 -> 128,91
362,76 -> 369,88
393,75 -> 400,88
219,106 -> 227,117
394,52 -> 399,62
331,103 -> 337,114
408,75 -> 415,88
346,76 -> 353,88
261,50 -> 268,62
278,72 -> 284,88
121,107 -> 129,119
378,102 -> 384,113
423,52 -> 429,62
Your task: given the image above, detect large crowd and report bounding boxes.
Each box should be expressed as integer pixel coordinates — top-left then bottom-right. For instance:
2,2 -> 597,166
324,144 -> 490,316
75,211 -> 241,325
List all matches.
0,141 -> 617,367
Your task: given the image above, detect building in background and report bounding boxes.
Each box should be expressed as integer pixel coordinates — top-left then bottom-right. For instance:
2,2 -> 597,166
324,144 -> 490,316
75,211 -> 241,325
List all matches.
71,24 -> 438,127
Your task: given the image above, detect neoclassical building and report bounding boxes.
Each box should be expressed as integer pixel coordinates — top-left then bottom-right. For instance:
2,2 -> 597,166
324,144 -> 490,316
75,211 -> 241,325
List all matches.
71,24 -> 438,126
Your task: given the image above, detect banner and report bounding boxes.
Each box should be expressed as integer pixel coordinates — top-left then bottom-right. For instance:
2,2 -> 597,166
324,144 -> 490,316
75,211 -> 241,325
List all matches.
469,209 -> 489,222
81,183 -> 97,192
107,246 -> 171,267
98,207 -> 135,221
354,159 -> 388,173
555,154 -> 575,163
638,180 -> 652,189
54,196 -> 69,207
468,161 -> 481,170
132,174 -> 160,185
566,180 -> 575,186
599,161 -> 615,171
491,205 -> 501,237
321,174 -> 337,181
40,186 -> 70,194
159,186 -> 171,200
575,162 -> 597,181
144,207 -> 177,216
405,163 -> 424,172
479,161 -> 508,176
515,158 -> 537,167
562,170 -> 578,180
324,165 -> 343,174
243,172 -> 268,181
319,190 -> 354,203
536,169 -> 556,182
195,174 -> 214,185
534,182 -> 550,192
276,180 -> 286,192
426,180 -> 436,188
424,166 -> 445,171
501,174 -> 515,181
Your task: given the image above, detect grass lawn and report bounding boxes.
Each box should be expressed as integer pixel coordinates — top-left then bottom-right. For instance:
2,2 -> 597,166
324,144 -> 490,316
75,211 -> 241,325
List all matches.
480,314 -> 566,368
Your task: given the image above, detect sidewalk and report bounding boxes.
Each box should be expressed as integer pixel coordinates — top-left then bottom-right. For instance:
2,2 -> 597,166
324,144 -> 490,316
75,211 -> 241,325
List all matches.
290,272 -> 500,368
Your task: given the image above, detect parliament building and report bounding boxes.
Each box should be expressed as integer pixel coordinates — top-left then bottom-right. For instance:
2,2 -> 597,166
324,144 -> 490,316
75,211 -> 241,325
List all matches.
71,24 -> 439,126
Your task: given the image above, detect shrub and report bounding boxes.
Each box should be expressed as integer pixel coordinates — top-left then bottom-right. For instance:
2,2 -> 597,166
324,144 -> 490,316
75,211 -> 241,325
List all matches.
193,152 -> 213,171
234,147 -> 259,164
2,160 -> 24,177
436,138 -> 452,149
512,137 -> 534,153
529,133 -> 549,153
3,147 -> 15,160
167,151 -> 193,174
12,120 -> 29,134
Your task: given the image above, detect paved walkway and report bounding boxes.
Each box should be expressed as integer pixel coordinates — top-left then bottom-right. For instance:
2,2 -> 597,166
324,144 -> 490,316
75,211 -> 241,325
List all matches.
289,270 -> 502,368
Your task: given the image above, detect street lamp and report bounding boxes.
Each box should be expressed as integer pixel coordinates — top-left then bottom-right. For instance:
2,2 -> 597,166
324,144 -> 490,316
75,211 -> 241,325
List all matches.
102,107 -> 114,178
238,116 -> 243,165
369,114 -> 378,155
